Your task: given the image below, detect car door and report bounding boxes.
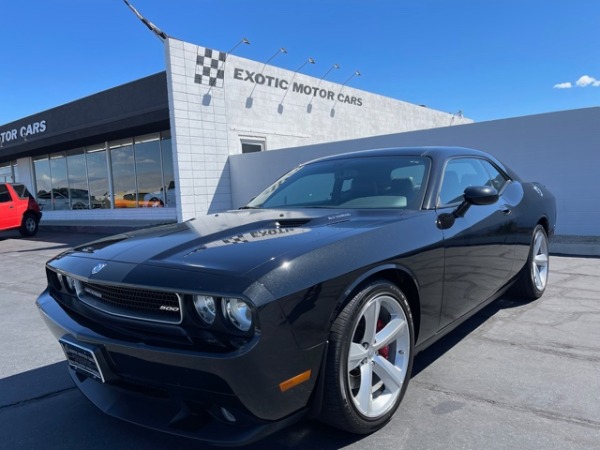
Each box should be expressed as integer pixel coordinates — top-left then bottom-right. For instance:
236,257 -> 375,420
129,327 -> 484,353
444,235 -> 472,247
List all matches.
0,183 -> 19,230
436,157 -> 515,329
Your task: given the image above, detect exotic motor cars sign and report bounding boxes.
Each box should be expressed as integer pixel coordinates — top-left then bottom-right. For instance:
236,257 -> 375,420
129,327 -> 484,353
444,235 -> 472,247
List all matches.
0,120 -> 47,145
233,68 -> 363,106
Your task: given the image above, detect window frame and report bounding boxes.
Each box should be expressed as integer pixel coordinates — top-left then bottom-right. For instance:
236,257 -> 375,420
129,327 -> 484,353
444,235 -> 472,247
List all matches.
240,137 -> 266,154
437,156 -> 511,208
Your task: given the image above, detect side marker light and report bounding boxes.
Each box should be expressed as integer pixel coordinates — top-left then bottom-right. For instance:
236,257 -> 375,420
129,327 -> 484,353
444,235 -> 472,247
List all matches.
279,370 -> 312,393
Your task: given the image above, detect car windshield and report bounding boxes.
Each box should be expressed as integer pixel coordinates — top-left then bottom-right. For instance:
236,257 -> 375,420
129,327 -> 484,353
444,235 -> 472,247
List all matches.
246,155 -> 430,210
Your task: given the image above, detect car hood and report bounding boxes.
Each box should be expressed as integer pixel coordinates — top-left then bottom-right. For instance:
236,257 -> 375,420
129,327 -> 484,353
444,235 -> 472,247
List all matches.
60,208 -> 419,277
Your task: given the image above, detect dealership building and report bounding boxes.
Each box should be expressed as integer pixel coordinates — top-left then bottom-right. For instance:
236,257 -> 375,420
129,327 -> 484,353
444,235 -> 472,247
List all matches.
0,37 -> 470,225
3,36 -> 597,253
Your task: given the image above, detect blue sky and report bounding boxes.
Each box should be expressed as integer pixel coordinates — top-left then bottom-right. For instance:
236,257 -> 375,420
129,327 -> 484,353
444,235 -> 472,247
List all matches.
1,0 -> 598,125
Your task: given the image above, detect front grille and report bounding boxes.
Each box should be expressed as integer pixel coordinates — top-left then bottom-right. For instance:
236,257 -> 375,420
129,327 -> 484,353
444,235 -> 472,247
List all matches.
76,281 -> 182,324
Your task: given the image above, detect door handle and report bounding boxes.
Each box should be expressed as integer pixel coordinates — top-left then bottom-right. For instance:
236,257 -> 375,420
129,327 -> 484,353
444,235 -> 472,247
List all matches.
501,207 -> 511,215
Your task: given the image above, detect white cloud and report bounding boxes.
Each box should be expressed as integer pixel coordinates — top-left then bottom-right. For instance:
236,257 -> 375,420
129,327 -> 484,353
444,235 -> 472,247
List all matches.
575,75 -> 600,87
553,82 -> 572,89
554,75 -> 600,89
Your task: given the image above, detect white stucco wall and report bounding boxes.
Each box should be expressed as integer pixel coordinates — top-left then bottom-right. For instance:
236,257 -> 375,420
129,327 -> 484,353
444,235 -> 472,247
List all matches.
229,107 -> 600,237
223,57 -> 471,152
164,37 -> 471,221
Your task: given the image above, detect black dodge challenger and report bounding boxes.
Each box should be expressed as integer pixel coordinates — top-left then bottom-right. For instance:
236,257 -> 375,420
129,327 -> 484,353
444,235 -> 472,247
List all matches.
37,147 -> 556,446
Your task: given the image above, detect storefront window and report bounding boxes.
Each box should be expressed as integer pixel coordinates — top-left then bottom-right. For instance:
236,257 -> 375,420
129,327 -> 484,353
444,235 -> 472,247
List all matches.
34,156 -> 52,210
161,132 -> 176,208
66,149 -> 90,209
0,163 -> 12,183
86,144 -> 110,209
110,139 -> 136,208
49,154 -> 69,210
30,130 -> 173,212
134,134 -> 163,207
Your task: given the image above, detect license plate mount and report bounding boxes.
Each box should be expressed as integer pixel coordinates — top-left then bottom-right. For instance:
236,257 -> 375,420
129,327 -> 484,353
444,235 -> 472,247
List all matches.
59,336 -> 106,383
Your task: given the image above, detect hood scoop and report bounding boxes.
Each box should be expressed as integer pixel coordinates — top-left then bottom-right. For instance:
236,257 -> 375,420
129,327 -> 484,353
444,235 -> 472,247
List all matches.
275,219 -> 312,228
76,236 -> 129,253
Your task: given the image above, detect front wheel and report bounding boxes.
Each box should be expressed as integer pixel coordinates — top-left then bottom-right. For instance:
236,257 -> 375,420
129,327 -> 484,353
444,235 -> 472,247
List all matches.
19,212 -> 39,237
511,225 -> 549,300
320,280 -> 414,434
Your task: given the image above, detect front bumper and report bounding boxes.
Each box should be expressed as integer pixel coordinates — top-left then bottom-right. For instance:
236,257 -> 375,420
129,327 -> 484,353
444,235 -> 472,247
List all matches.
37,290 -> 324,446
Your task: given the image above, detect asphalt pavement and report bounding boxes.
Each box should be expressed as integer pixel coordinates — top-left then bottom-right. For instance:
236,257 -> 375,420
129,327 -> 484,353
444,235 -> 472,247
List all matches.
1,229 -> 599,449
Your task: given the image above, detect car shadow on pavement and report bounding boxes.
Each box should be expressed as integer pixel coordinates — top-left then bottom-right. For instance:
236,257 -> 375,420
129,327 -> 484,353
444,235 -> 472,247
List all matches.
0,230 -> 24,241
412,295 -> 526,377
0,366 -> 349,449
0,361 -> 361,450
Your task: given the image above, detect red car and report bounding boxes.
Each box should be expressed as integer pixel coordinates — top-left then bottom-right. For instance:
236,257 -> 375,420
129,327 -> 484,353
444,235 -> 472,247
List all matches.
0,183 -> 42,236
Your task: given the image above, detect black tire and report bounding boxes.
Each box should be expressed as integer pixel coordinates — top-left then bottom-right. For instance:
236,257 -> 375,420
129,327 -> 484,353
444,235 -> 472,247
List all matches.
19,212 -> 39,237
319,280 -> 414,434
511,225 -> 549,300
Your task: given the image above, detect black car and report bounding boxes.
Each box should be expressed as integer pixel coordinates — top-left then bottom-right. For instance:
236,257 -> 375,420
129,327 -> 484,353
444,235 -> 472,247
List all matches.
37,147 -> 556,446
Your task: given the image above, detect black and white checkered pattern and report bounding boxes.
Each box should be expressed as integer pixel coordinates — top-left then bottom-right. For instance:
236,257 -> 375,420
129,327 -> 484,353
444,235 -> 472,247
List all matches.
195,47 -> 226,88
222,235 -> 248,245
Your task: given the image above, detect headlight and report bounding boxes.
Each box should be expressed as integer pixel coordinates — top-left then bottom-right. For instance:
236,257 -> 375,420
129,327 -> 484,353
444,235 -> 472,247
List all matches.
222,297 -> 253,332
64,276 -> 77,293
58,273 -> 76,293
193,295 -> 217,325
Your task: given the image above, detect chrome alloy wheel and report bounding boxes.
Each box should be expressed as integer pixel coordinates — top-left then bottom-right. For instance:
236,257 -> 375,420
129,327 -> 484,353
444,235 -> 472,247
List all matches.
532,228 -> 549,291
347,294 -> 411,418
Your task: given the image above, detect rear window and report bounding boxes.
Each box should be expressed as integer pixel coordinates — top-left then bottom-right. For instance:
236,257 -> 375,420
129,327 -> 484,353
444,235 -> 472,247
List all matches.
11,184 -> 32,199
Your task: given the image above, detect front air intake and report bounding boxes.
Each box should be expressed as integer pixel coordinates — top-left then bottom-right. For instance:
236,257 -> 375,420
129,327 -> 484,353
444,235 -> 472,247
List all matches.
275,219 -> 311,228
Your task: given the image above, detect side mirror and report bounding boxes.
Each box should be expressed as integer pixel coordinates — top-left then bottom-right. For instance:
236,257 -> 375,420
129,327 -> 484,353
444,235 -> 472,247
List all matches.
437,186 -> 499,229
463,185 -> 499,206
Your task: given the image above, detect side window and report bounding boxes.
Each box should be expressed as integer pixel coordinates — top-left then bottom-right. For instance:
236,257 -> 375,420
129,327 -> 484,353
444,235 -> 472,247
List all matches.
0,184 -> 11,203
12,184 -> 32,199
438,158 -> 506,206
481,160 -> 509,192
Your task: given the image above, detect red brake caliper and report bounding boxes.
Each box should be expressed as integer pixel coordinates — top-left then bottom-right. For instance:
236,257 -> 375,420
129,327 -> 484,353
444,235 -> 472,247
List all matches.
376,319 -> 389,359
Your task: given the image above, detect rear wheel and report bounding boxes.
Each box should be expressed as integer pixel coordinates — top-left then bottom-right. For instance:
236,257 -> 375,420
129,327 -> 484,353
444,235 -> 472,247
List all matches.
320,280 -> 414,434
19,212 -> 39,237
511,225 -> 549,300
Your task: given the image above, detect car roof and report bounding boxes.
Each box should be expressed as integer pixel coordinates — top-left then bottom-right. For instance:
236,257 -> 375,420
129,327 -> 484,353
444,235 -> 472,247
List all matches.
304,146 -> 491,165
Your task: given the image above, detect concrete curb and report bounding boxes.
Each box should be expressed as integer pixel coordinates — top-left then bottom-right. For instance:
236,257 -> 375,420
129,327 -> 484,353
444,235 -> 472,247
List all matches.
550,235 -> 600,257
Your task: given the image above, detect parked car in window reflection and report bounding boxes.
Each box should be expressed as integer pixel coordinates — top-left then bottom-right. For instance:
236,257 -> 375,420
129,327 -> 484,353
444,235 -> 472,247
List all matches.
37,189 -> 103,210
112,191 -> 148,208
143,181 -> 176,207
37,190 -> 69,211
